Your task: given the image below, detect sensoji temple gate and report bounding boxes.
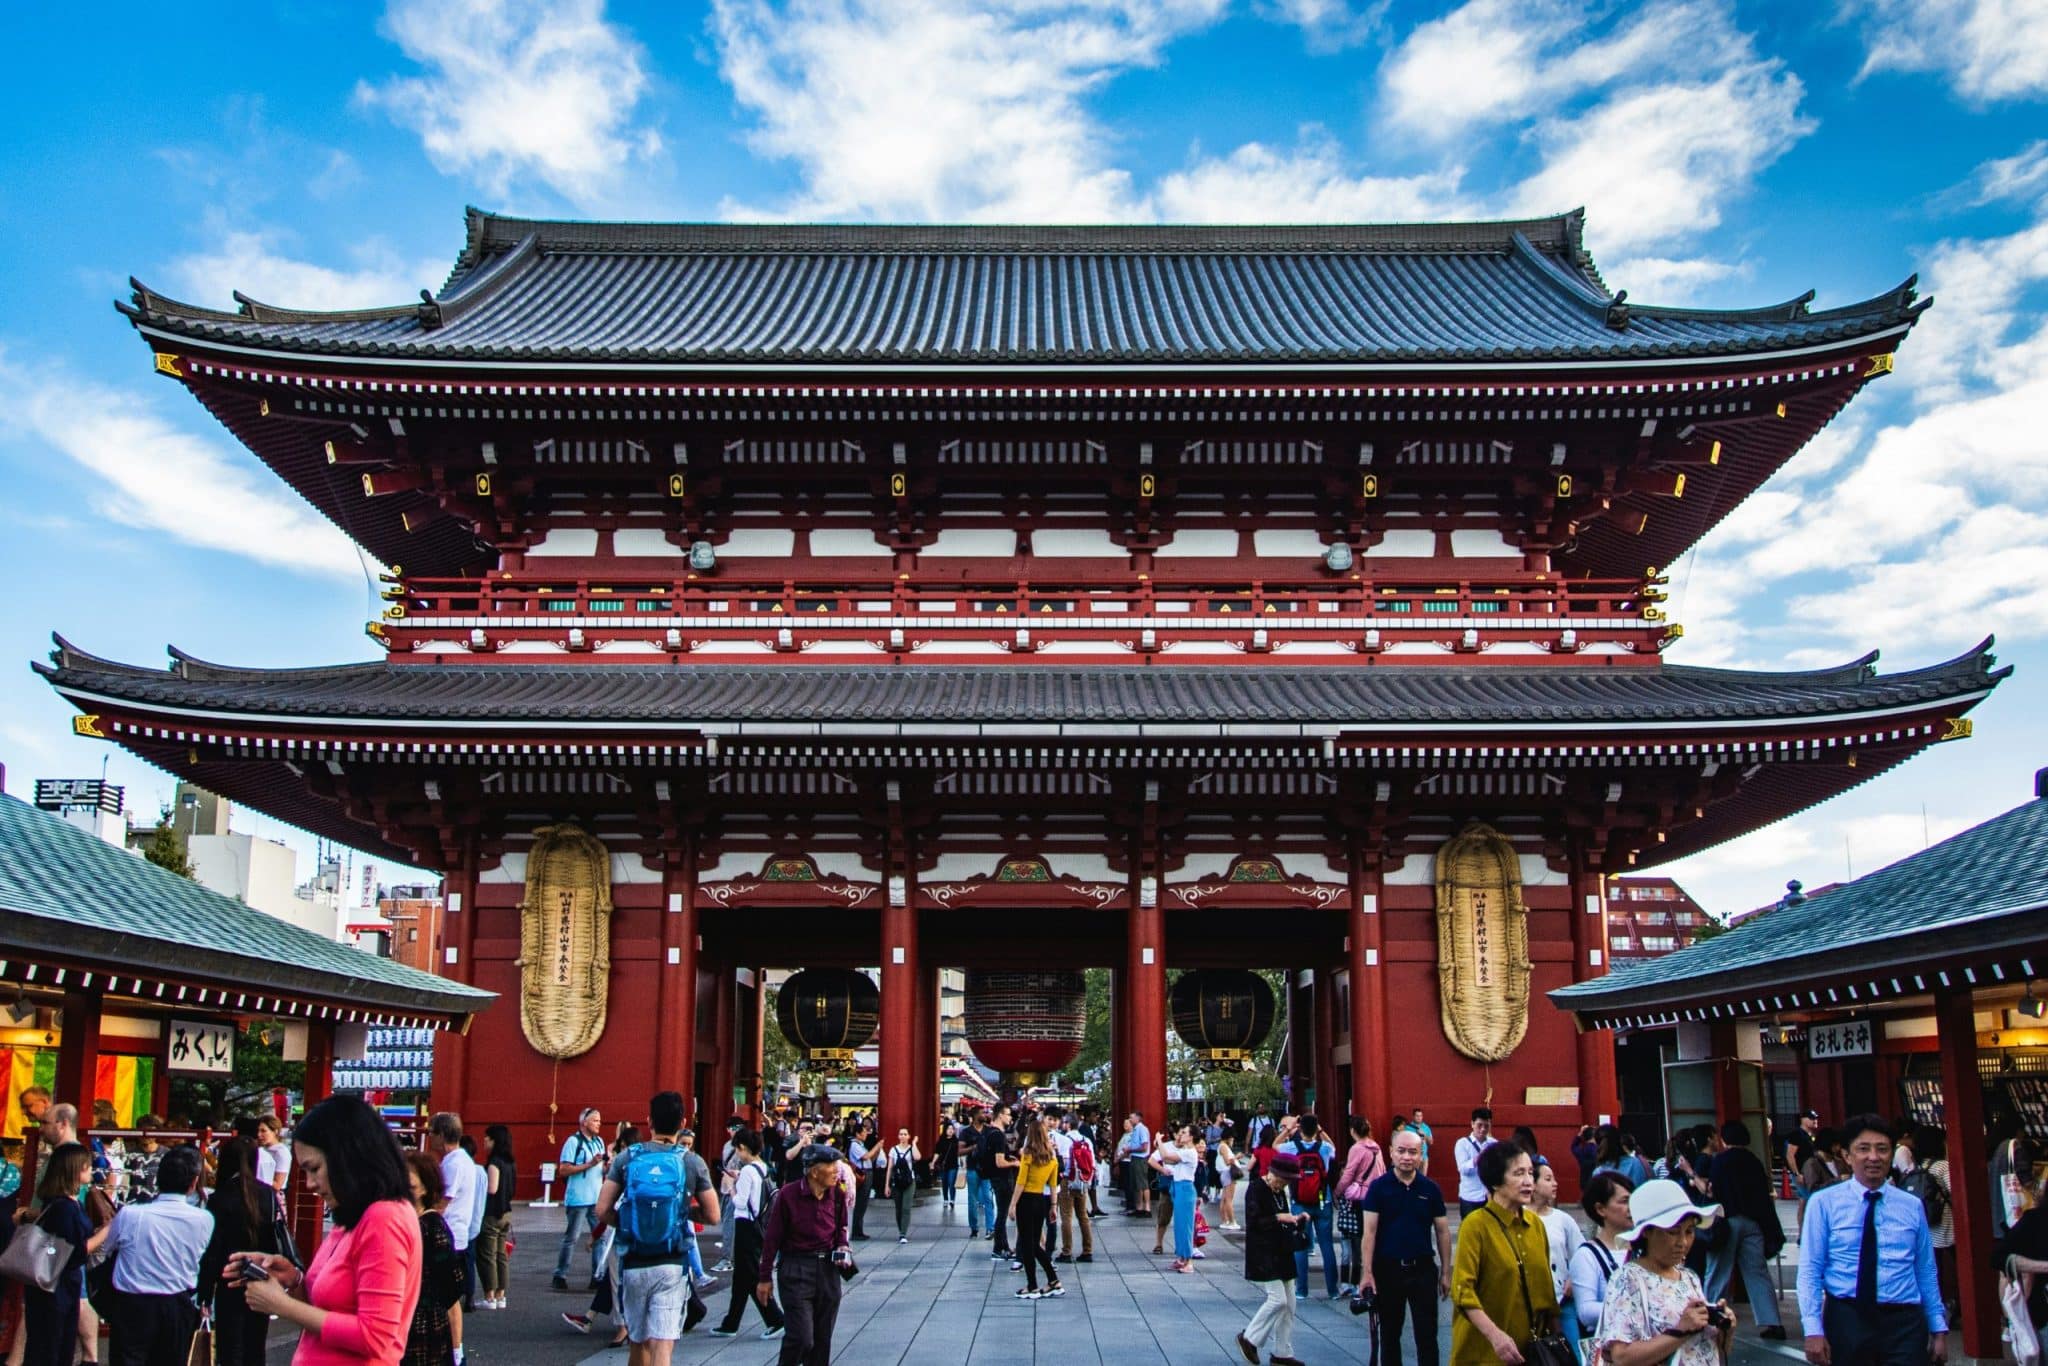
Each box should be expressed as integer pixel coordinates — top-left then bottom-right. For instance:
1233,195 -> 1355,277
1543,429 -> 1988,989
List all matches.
37,209 -> 2003,1172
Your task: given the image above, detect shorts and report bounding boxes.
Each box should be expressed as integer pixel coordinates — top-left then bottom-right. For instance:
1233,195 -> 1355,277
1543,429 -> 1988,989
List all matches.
618,1263 -> 688,1343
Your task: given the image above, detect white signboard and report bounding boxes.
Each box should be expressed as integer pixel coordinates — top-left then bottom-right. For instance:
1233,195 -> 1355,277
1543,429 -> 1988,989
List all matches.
166,1019 -> 236,1075
1807,1018 -> 1873,1061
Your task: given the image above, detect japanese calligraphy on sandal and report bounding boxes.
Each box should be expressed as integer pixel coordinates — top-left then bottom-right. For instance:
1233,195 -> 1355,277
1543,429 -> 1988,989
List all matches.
1435,823 -> 1531,1062
517,824 -> 613,1058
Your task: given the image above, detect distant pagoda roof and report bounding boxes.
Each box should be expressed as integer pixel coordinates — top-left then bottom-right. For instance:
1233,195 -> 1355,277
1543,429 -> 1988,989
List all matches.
120,207 -> 1925,369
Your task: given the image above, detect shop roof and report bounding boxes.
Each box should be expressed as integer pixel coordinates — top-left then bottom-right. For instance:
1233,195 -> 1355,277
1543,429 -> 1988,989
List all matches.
0,793 -> 492,1022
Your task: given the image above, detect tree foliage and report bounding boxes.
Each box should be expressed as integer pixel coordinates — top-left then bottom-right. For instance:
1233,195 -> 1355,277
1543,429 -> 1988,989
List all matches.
141,806 -> 193,879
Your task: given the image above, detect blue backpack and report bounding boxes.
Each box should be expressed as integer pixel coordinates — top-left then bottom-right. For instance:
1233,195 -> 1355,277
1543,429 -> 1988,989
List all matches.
617,1144 -> 688,1257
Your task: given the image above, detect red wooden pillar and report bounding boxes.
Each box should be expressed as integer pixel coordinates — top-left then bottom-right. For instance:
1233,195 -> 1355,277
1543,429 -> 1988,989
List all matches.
54,987 -> 103,1114
1568,847 -> 1620,1124
913,961 -> 939,1133
878,892 -> 919,1142
1936,987 -> 1997,1357
431,847 -> 479,1119
657,845 -> 700,1121
295,1021 -> 336,1258
1125,879 -> 1167,1131
1347,849 -> 1389,1133
1314,964 -> 1341,1123
705,964 -> 737,1129
737,968 -> 764,1124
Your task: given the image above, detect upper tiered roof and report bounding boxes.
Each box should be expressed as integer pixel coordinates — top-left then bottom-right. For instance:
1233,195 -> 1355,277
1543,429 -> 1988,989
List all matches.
122,208 -> 1924,369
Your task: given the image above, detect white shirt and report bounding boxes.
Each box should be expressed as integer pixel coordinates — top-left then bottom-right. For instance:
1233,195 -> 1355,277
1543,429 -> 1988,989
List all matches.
1454,1134 -> 1495,1204
1159,1142 -> 1198,1183
732,1161 -> 768,1222
256,1142 -> 291,1191
1537,1206 -> 1583,1297
105,1194 -> 214,1294
440,1146 -> 479,1251
1049,1130 -> 1074,1175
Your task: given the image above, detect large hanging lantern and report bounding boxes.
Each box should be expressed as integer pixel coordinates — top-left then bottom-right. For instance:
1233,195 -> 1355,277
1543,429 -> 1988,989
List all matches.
964,970 -> 1086,1086
775,968 -> 880,1071
1171,969 -> 1277,1070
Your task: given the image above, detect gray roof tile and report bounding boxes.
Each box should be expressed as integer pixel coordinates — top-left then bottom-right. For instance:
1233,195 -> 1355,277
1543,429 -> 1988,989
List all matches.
0,793 -> 491,1019
121,210 -> 1925,367
37,640 -> 2004,729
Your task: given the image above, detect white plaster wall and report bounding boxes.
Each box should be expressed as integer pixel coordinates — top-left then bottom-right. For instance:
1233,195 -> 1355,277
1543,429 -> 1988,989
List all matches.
1032,528 -> 1127,557
1252,529 -> 1329,557
1450,529 -> 1519,557
1155,530 -> 1239,557
1361,529 -> 1436,557
612,528 -> 686,558
923,528 -> 1017,557
526,529 -> 601,557
810,528 -> 894,557
719,529 -> 798,557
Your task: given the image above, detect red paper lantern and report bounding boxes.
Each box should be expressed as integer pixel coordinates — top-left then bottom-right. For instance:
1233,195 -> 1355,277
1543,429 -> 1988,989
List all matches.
964,970 -> 1086,1084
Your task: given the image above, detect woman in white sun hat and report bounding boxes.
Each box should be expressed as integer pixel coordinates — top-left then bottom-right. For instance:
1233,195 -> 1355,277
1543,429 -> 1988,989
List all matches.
1596,1179 -> 1733,1366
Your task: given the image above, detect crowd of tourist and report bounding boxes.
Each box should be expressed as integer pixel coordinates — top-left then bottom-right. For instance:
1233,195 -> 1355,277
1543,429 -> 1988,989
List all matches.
0,1088 -> 2002,1366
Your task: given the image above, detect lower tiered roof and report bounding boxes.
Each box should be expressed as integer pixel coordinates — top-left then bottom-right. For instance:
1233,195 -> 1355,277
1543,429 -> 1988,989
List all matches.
34,638 -> 2005,871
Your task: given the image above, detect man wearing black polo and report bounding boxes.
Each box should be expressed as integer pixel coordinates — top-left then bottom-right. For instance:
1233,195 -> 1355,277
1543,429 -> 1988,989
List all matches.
977,1106 -> 1018,1262
1359,1128 -> 1453,1366
758,1145 -> 853,1366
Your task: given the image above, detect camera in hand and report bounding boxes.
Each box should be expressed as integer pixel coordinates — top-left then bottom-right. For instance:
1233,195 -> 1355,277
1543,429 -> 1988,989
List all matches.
1349,1286 -> 1379,1317
239,1260 -> 271,1282
1705,1305 -> 1731,1330
833,1248 -> 858,1281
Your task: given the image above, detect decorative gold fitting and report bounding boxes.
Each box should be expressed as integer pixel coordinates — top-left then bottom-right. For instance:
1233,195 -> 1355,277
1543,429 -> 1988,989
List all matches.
1941,717 -> 1974,741
1361,473 -> 1380,499
890,472 -> 908,498
475,472 -> 492,496
71,714 -> 106,739
667,473 -> 685,498
1556,473 -> 1573,497
152,352 -> 183,378
1865,353 -> 1895,378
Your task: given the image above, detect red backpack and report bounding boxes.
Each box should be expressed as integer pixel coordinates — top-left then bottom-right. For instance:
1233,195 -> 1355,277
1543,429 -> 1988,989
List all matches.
1294,1144 -> 1329,1206
1071,1139 -> 1095,1183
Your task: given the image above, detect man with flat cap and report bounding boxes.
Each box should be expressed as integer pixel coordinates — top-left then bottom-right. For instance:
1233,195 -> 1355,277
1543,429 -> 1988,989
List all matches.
759,1144 -> 854,1366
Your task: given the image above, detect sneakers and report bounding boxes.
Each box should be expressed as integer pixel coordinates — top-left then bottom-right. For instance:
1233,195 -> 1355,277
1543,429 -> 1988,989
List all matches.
762,1326 -> 785,1340
990,1251 -> 1007,1262
899,1237 -> 909,1244
1761,1328 -> 1788,1341
1076,1253 -> 1093,1263
692,1273 -> 717,1290
683,1298 -> 707,1334
1043,1283 -> 1066,1297
710,1328 -> 739,1339
1009,1260 -> 1023,1272
561,1312 -> 591,1333
1055,1253 -> 1072,1263
552,1275 -> 570,1292
1236,1331 -> 1259,1364
1014,1287 -> 1042,1300
710,1260 -> 733,1274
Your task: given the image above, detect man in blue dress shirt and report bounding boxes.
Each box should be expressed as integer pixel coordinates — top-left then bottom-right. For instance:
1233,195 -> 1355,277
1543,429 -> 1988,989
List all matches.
1796,1113 -> 1946,1366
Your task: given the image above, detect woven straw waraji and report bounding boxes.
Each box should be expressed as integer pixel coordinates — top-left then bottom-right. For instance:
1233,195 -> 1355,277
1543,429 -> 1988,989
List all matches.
518,824 -> 614,1059
1434,823 -> 1531,1062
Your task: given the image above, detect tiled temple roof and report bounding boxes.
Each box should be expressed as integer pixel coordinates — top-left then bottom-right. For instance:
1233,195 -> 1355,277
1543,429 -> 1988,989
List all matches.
121,209 -> 1925,368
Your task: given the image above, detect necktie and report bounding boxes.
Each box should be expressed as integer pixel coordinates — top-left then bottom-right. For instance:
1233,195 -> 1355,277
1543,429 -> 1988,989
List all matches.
1856,1188 -> 1881,1305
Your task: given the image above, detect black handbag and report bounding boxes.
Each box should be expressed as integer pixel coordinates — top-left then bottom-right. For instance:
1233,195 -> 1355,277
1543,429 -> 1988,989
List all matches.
272,1191 -> 302,1270
1497,1206 -> 1577,1366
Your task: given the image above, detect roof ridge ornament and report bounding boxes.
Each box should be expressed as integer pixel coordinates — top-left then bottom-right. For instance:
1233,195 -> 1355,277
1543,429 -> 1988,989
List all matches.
1605,290 -> 1630,330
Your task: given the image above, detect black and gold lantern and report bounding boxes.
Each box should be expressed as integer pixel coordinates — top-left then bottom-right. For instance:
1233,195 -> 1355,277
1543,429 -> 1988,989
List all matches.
1170,969 -> 1277,1070
775,968 -> 880,1071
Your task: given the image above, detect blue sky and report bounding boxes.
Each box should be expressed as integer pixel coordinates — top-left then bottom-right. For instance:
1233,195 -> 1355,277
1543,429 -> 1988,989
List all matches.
2,0 -> 2045,914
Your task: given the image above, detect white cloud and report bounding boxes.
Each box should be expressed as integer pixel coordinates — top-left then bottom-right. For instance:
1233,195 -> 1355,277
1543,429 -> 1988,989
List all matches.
1258,0 -> 1385,51
1973,140 -> 2048,205
1602,254 -> 1742,303
1151,134 -> 1470,222
0,358 -> 367,582
1659,805 -> 1973,916
1848,0 -> 2048,102
357,0 -> 661,206
1510,62 -> 1812,257
712,0 -> 1226,222
1379,0 -> 1748,141
165,225 -> 442,312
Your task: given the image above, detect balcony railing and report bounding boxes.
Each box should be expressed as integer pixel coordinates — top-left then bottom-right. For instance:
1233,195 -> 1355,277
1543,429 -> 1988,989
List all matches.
369,571 -> 1677,661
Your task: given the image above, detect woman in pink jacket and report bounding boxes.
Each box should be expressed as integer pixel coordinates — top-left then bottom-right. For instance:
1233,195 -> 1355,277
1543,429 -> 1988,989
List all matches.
231,1096 -> 423,1366
1336,1115 -> 1385,1299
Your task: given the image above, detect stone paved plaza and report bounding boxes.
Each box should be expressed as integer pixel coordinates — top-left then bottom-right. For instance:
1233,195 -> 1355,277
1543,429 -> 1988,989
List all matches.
364,1188 -> 1820,1366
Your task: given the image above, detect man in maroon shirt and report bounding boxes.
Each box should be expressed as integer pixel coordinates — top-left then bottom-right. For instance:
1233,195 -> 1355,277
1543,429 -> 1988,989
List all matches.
758,1144 -> 852,1366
